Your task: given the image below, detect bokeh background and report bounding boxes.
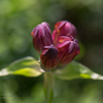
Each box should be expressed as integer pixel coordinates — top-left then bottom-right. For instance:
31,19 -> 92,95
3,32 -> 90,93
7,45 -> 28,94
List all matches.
0,0 -> 103,103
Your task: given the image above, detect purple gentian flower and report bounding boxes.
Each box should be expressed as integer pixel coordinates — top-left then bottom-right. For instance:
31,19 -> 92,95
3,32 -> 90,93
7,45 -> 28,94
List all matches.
31,21 -> 80,70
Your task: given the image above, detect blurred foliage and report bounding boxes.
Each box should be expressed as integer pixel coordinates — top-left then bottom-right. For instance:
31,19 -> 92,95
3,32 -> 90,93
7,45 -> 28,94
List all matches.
0,0 -> 103,103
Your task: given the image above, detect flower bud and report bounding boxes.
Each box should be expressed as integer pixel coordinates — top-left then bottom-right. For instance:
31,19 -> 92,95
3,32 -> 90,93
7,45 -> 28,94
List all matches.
40,45 -> 58,69
57,37 -> 80,65
52,21 -> 77,46
31,22 -> 53,54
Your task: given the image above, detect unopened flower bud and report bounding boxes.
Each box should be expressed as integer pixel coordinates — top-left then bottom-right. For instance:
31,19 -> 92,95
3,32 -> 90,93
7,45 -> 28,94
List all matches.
57,37 -> 80,65
31,22 -> 53,54
52,21 -> 77,46
40,45 -> 58,69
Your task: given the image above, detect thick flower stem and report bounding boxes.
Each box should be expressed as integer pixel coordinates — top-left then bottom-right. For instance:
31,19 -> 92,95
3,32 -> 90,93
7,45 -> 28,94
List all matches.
44,72 -> 54,103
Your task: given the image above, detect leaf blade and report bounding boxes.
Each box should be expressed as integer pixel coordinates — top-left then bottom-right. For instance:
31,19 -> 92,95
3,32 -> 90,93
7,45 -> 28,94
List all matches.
54,61 -> 103,80
0,57 -> 43,77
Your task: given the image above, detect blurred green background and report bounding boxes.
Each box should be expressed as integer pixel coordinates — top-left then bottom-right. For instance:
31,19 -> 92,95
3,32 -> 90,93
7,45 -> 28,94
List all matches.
0,0 -> 103,103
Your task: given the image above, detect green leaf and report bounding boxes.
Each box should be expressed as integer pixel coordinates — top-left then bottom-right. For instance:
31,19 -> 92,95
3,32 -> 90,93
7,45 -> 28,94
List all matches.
0,57 -> 43,77
54,61 -> 103,80
44,72 -> 54,103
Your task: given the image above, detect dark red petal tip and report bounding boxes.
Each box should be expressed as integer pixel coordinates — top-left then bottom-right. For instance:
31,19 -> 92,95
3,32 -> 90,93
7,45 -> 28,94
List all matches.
40,45 -> 59,69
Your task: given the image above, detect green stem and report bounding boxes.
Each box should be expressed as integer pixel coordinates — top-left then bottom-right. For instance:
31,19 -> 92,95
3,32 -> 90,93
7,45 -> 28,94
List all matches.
44,72 -> 54,103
